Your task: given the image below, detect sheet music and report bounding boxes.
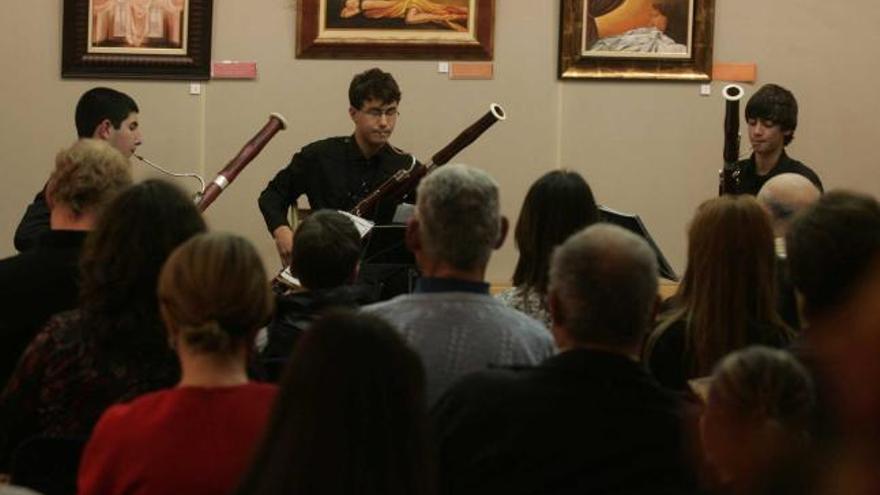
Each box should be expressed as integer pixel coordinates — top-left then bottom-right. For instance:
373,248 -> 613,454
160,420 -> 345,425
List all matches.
337,210 -> 375,238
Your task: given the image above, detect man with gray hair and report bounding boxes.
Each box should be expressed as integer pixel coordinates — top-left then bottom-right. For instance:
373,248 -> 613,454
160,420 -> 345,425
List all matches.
432,224 -> 696,495
363,164 -> 555,405
0,139 -> 132,387
757,173 -> 822,330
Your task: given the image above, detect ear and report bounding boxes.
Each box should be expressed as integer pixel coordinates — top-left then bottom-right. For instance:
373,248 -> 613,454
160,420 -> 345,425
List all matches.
348,106 -> 358,122
93,119 -> 113,140
405,216 -> 421,254
494,215 -> 509,250
44,182 -> 57,211
547,290 -> 570,349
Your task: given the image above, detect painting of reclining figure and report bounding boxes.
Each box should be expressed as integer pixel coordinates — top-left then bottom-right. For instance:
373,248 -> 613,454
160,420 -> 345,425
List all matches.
584,0 -> 691,58
326,0 -> 470,32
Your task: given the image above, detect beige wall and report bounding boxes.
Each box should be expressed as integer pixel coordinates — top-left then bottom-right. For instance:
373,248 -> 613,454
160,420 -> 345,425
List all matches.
2,1 -> 879,283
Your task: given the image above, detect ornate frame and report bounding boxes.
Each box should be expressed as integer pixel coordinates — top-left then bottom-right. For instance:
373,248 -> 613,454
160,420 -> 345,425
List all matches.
559,0 -> 715,81
297,0 -> 494,60
62,0 -> 214,80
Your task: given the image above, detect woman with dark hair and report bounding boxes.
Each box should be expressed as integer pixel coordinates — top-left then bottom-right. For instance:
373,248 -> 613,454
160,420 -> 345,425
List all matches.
79,232 -> 276,495
497,170 -> 599,327
0,179 -> 206,462
235,310 -> 434,495
701,346 -> 815,494
644,196 -> 793,391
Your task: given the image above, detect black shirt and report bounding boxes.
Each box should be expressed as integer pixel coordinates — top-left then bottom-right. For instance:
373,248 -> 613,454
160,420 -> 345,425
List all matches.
733,151 -> 823,196
257,136 -> 414,232
13,188 -> 50,253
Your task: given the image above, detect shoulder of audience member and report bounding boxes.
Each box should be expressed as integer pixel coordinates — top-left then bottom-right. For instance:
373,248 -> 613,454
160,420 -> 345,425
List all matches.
432,365 -> 537,415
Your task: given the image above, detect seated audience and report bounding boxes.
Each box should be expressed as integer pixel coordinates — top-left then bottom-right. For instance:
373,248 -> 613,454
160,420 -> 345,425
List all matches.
432,224 -> 697,495
701,346 -> 815,495
0,180 -> 206,466
235,311 -> 433,495
496,169 -> 599,327
78,232 -> 277,495
0,139 -> 131,388
364,164 -> 555,405
260,210 -> 375,381
644,195 -> 792,391
786,190 -> 880,450
756,173 -> 822,329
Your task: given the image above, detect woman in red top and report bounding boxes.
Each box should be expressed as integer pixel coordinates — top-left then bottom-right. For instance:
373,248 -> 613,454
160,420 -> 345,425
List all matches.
78,232 -> 277,495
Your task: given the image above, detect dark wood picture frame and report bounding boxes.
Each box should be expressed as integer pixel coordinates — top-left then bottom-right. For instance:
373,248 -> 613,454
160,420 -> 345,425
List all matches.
297,0 -> 494,60
559,0 -> 715,81
62,0 -> 214,80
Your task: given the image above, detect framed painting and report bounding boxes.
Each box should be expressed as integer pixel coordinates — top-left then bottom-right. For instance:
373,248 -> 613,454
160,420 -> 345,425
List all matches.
559,0 -> 715,80
297,0 -> 494,60
62,0 -> 214,80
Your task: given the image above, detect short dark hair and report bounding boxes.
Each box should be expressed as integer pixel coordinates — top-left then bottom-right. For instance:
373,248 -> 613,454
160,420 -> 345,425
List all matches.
513,170 -> 599,295
75,87 -> 139,138
786,190 -> 880,317
234,310 -> 433,495
349,68 -> 401,109
745,84 -> 798,145
291,210 -> 361,290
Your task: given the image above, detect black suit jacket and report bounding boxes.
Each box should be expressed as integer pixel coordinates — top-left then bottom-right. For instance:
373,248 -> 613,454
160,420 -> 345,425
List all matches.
432,349 -> 698,495
0,230 -> 87,388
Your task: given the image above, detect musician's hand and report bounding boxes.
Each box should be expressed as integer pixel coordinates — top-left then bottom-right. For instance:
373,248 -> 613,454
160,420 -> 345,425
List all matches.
272,225 -> 294,266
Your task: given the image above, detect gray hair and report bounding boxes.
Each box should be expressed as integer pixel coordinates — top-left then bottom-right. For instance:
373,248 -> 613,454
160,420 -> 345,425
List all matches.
415,164 -> 501,271
757,173 -> 821,236
549,223 -> 658,347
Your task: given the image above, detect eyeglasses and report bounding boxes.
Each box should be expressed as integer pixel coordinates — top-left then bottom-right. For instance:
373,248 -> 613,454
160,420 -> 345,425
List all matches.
361,107 -> 399,119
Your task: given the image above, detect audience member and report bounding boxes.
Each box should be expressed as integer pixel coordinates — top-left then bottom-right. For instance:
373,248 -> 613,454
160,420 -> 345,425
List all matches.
786,190 -> 880,445
15,88 -> 141,252
701,346 -> 815,495
0,180 -> 205,466
235,311 -> 434,495
433,224 -> 696,495
260,210 -> 376,381
364,164 -> 555,405
644,195 -> 792,391
496,169 -> 599,327
756,173 -> 822,330
78,233 -> 276,495
0,140 -> 131,388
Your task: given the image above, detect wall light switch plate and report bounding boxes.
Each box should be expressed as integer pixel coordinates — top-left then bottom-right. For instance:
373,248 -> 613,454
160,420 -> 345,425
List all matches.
189,83 -> 201,95
438,62 -> 449,73
700,84 -> 711,96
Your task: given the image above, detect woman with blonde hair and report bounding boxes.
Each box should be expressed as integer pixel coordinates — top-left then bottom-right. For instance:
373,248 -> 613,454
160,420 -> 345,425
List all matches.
644,195 -> 793,391
78,232 -> 277,495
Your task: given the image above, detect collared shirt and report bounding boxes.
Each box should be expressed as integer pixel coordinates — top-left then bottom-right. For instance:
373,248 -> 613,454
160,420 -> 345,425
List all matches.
258,135 -> 414,231
415,277 -> 490,295
734,151 -> 823,196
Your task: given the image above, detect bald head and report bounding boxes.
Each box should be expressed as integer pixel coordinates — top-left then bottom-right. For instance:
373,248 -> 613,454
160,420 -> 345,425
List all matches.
548,224 -> 658,351
757,173 -> 821,236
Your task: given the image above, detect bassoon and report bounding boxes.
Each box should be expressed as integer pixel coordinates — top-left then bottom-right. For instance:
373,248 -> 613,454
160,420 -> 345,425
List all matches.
350,103 -> 507,218
196,113 -> 289,211
719,85 -> 744,195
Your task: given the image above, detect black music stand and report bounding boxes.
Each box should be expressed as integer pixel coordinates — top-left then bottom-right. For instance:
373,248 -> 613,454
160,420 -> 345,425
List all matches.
357,223 -> 419,300
599,205 -> 678,281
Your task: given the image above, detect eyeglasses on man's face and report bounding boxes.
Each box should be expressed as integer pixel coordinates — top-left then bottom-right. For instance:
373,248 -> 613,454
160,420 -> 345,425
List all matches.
361,106 -> 399,119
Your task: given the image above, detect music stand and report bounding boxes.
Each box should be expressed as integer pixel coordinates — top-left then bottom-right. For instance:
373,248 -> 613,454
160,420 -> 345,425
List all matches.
599,205 -> 678,281
358,223 -> 419,299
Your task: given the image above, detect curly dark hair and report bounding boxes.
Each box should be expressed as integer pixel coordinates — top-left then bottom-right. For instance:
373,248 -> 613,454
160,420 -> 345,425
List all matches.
349,68 -> 401,109
78,179 -> 207,364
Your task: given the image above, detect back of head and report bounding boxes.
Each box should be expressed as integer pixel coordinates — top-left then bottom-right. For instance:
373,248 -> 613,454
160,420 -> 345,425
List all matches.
704,346 -> 815,485
47,138 -> 132,217
159,233 -> 273,355
291,210 -> 361,290
786,190 -> 880,318
513,169 -> 599,294
236,310 -> 432,495
745,84 -> 798,145
757,173 -> 822,237
549,223 -> 658,349
349,68 -> 401,108
75,87 -> 139,138
676,196 -> 781,373
416,164 -> 501,272
79,179 -> 207,350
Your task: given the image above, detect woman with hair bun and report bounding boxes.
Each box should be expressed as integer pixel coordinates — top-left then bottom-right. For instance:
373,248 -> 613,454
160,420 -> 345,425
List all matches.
78,232 -> 277,495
